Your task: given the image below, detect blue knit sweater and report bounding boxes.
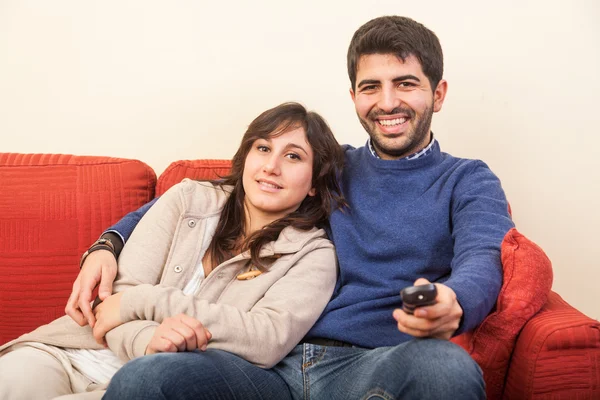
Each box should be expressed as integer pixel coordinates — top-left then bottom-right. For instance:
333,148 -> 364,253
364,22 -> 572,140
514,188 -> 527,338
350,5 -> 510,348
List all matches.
305,141 -> 514,347
109,140 -> 514,349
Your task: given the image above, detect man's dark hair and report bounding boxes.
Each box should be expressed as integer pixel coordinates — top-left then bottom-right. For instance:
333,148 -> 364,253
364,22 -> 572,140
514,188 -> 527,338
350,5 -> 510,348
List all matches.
347,16 -> 444,92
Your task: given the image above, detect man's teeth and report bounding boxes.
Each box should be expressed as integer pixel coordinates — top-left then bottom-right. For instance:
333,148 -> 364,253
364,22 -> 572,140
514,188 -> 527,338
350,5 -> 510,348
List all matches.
259,181 -> 281,189
378,118 -> 407,126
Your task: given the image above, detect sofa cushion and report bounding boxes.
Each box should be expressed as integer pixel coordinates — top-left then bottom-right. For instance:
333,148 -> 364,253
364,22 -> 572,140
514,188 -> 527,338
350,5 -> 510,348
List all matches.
451,228 -> 553,400
0,153 -> 156,345
156,159 -> 232,196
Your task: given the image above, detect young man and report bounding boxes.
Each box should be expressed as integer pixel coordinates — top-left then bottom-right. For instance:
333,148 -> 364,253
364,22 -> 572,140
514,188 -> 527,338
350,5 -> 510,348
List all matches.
68,16 -> 514,399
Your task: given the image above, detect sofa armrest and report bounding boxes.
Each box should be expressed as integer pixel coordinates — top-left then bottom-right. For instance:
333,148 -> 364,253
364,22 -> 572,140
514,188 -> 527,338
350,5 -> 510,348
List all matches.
503,291 -> 600,399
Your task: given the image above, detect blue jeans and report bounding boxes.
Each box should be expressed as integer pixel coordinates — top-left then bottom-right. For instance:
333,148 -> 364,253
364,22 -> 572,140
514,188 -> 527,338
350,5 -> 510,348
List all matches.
275,339 -> 484,400
104,339 -> 484,400
103,349 -> 291,400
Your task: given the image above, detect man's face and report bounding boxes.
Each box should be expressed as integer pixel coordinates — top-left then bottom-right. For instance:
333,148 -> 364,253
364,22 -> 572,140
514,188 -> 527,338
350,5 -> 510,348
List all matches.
350,53 -> 447,160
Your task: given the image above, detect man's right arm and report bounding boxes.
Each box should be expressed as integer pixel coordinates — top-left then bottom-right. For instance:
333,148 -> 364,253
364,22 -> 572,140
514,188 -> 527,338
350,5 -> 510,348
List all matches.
65,197 -> 159,326
105,198 -> 159,254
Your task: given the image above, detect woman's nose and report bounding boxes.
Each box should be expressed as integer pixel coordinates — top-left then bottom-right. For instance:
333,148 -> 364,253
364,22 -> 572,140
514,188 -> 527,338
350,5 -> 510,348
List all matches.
262,156 -> 281,175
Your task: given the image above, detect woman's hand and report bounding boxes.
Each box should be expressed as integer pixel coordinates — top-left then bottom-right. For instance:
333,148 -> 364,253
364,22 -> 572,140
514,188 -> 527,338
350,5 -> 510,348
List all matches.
392,278 -> 463,340
92,291 -> 124,345
146,314 -> 212,355
65,249 -> 118,327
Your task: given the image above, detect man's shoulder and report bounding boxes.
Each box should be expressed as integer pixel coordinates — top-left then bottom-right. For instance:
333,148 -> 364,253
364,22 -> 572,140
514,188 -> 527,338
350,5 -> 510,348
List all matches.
440,151 -> 494,173
341,143 -> 358,153
341,143 -> 367,161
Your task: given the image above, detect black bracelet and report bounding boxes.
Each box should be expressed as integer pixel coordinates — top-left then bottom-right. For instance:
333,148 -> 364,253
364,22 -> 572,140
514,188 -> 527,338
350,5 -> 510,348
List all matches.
80,244 -> 117,269
89,244 -> 117,257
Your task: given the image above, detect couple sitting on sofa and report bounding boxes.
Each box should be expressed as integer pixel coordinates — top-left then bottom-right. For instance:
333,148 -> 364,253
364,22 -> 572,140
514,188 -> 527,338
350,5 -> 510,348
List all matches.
0,16 -> 514,400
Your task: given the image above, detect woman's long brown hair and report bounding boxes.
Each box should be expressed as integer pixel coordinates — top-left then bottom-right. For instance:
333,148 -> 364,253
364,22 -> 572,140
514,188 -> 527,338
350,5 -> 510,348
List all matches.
207,102 -> 345,269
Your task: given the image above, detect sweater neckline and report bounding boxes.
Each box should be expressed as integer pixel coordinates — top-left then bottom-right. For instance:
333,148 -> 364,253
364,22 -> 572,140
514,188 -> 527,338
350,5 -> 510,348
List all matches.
362,139 -> 442,170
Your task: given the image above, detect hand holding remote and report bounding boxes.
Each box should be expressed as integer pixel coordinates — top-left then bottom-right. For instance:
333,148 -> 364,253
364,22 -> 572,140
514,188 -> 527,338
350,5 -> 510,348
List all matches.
393,278 -> 463,340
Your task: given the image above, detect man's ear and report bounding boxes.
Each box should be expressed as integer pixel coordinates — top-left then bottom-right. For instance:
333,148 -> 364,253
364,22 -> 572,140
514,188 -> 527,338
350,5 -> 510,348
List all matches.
349,87 -> 356,102
433,80 -> 448,113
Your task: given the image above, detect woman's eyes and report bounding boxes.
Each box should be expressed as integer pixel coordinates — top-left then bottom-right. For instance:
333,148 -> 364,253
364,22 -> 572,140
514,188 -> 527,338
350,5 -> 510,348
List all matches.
255,145 -> 301,161
286,153 -> 301,161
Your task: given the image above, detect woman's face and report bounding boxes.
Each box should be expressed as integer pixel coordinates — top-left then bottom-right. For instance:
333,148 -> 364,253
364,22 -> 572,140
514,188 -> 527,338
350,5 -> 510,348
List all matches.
242,126 -> 316,225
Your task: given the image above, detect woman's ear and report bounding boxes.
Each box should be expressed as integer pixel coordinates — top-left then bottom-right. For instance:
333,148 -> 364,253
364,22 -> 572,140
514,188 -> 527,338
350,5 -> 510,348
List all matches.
308,187 -> 316,197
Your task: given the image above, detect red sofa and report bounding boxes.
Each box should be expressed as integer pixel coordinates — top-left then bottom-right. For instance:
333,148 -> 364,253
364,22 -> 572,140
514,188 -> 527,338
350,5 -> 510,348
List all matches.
1,153 -> 598,399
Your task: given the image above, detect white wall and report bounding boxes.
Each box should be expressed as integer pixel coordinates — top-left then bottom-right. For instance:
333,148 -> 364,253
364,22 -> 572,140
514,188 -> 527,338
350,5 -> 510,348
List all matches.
1,0 -> 598,319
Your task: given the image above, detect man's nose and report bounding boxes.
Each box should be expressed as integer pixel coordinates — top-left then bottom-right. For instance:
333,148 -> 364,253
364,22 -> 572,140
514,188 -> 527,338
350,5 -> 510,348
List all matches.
378,87 -> 401,113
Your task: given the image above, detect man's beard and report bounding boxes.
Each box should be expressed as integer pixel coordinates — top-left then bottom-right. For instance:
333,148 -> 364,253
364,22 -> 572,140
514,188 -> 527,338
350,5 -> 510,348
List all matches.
359,105 -> 433,159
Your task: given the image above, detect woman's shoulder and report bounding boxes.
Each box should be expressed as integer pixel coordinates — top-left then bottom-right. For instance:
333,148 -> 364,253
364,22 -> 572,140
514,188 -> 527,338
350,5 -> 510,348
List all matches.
166,179 -> 234,215
273,226 -> 334,254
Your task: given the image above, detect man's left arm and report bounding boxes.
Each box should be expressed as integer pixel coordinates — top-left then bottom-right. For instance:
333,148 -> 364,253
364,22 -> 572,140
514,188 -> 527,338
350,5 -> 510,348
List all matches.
394,161 -> 513,339
443,161 -> 514,335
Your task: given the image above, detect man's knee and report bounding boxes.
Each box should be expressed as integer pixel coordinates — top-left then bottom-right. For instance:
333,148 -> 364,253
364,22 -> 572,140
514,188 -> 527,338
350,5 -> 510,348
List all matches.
400,338 -> 481,372
372,339 -> 484,400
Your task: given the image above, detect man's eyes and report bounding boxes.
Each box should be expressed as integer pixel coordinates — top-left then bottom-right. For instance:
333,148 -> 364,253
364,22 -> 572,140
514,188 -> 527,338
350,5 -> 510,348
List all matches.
360,82 -> 416,92
360,85 -> 378,92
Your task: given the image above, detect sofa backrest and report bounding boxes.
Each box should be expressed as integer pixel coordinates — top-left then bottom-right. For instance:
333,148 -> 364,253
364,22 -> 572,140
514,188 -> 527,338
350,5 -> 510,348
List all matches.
0,153 -> 156,345
156,159 -> 232,196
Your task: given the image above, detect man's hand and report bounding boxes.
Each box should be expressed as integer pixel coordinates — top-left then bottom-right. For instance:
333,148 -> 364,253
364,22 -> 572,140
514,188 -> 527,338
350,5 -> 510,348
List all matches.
65,249 -> 117,327
393,278 -> 463,340
92,291 -> 124,345
146,314 -> 212,355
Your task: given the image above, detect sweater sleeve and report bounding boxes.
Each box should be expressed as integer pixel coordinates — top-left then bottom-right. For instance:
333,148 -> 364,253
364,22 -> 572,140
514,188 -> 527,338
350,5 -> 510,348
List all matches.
105,197 -> 159,246
445,161 -> 514,335
105,320 -> 159,362
118,245 -> 338,368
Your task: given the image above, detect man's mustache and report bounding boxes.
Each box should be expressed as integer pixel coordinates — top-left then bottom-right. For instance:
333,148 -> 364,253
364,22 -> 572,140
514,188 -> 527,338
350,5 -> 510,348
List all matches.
367,107 -> 415,119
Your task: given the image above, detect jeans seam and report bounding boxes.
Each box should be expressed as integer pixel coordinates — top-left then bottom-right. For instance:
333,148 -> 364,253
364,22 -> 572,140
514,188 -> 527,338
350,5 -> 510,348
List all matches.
302,344 -> 310,400
362,387 -> 394,400
302,344 -> 328,400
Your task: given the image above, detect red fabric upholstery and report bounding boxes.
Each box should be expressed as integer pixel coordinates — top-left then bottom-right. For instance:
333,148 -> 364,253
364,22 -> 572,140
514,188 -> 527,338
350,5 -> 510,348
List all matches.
156,159 -> 232,196
0,153 -> 156,345
452,228 -> 554,399
503,291 -> 600,399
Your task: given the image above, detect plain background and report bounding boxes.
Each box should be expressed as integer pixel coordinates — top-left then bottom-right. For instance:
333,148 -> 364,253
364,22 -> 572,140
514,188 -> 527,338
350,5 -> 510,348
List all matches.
1,0 -> 598,319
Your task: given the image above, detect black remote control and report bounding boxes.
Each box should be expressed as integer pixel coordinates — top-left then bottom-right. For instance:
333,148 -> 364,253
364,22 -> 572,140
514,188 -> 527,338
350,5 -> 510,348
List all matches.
400,283 -> 437,314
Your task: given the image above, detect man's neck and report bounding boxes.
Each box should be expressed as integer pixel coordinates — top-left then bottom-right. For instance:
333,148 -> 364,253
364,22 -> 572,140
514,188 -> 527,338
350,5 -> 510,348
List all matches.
369,133 -> 436,161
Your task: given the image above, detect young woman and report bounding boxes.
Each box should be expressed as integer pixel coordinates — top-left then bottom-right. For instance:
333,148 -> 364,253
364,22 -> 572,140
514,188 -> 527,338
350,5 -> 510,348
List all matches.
0,102 -> 345,399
